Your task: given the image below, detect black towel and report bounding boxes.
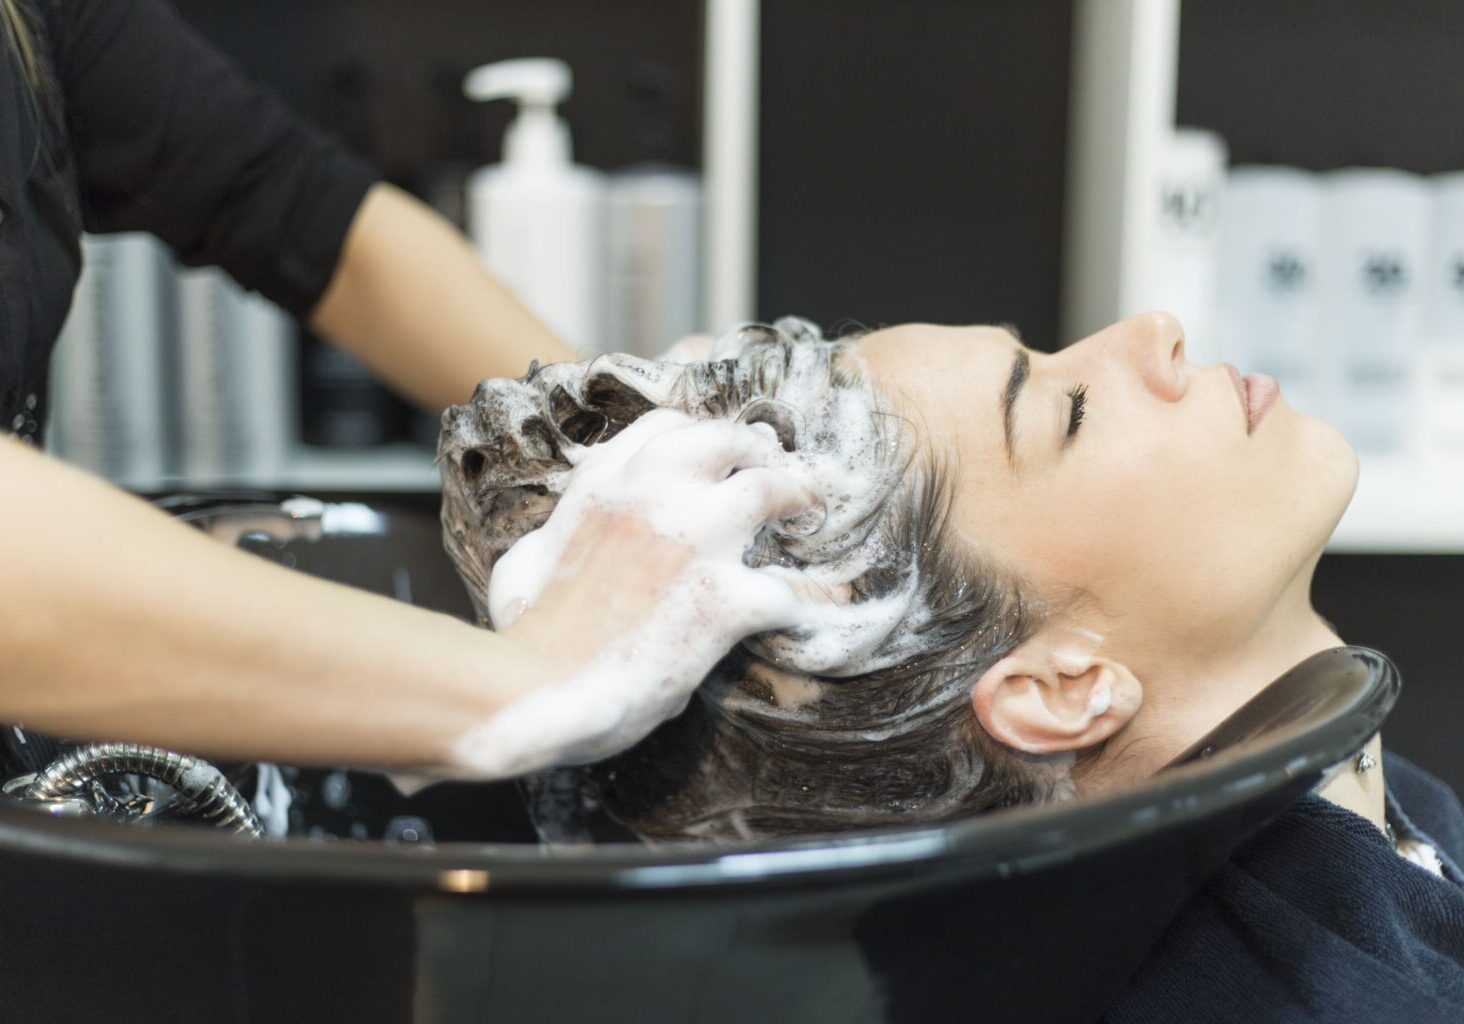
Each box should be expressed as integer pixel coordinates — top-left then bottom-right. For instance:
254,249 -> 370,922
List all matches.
1103,752 -> 1464,1023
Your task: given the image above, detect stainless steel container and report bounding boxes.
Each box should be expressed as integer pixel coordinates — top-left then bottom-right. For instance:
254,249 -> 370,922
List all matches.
47,233 -> 171,485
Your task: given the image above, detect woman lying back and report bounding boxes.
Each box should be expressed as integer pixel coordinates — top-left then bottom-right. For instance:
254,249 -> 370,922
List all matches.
437,312 -> 1388,845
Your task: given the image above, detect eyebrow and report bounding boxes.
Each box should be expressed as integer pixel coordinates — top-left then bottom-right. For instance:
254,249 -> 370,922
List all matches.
1001,347 -> 1030,470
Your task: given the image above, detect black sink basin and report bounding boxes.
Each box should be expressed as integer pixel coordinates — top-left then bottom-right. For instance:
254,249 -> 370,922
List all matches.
0,494 -> 1399,1024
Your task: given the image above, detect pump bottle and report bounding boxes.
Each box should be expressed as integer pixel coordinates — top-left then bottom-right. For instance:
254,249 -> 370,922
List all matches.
464,58 -> 606,355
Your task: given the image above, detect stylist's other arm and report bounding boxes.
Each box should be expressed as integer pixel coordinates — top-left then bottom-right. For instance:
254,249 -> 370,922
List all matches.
56,0 -> 573,414
0,435 -> 531,769
0,421 -> 808,775
309,183 -> 579,412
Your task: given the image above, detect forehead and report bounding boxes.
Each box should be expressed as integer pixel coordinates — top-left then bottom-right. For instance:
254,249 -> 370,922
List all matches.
854,322 -> 1016,371
848,324 -> 1053,583
849,323 -> 1018,455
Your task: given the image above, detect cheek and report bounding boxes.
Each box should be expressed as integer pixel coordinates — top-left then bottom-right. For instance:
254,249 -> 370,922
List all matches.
1004,423 -> 1252,602
954,402 -> 1283,609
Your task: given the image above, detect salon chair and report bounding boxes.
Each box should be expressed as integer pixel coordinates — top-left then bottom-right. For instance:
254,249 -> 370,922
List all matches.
0,494 -> 1399,1024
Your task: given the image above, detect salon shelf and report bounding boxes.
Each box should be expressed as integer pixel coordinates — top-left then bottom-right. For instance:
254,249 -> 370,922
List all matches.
277,445 -> 441,492
1327,460 -> 1464,554
123,444 -> 442,496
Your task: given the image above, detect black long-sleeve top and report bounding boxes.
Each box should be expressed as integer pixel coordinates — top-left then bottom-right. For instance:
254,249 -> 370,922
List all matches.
0,0 -> 378,445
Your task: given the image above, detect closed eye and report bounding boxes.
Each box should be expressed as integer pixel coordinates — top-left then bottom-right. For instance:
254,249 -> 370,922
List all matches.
1064,384 -> 1087,447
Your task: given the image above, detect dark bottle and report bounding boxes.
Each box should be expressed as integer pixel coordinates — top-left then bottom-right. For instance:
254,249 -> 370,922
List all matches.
299,62 -> 407,448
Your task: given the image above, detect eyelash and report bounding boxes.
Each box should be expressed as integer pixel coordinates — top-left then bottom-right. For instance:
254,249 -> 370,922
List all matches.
1065,384 -> 1088,441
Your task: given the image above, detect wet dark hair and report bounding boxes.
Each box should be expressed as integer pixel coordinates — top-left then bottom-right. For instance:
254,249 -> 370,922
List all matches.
438,318 -> 1075,843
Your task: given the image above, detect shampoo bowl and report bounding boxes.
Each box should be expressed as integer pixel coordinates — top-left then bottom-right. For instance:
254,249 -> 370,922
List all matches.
0,494 -> 1399,1024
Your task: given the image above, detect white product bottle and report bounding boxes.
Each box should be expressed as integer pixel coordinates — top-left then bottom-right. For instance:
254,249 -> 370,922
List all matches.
1318,169 -> 1432,457
1217,167 -> 1325,416
464,58 -> 606,356
48,233 -> 170,487
1138,128 -> 1228,365
1420,172 -> 1464,465
175,267 -> 296,484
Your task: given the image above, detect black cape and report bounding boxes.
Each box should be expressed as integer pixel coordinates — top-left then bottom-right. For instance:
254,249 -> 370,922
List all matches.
1104,751 -> 1464,1022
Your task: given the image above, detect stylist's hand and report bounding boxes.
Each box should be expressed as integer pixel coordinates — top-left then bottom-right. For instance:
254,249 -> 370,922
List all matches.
447,411 -> 817,779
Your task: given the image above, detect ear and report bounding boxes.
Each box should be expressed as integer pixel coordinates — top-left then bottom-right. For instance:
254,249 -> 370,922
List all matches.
970,624 -> 1142,755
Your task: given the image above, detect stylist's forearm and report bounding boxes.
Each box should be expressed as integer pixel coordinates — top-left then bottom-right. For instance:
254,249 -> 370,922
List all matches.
310,182 -> 579,412
0,438 -> 535,768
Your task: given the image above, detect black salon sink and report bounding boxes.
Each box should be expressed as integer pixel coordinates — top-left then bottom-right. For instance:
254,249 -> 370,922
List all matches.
0,495 -> 1399,1024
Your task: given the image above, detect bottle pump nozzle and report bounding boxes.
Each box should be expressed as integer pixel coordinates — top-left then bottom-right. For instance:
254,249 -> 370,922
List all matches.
463,58 -> 574,169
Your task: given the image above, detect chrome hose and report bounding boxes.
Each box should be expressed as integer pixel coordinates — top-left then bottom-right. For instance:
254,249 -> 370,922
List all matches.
24,743 -> 264,838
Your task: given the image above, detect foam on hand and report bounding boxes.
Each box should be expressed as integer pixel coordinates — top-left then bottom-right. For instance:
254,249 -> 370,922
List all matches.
452,410 -> 816,778
488,409 -> 793,632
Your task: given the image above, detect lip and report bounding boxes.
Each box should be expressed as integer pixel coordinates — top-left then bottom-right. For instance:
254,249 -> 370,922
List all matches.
1223,364 -> 1279,435
1223,364 -> 1248,431
1242,373 -> 1280,433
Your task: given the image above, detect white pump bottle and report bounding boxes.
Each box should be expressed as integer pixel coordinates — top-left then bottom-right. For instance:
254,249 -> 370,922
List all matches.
464,58 -> 606,356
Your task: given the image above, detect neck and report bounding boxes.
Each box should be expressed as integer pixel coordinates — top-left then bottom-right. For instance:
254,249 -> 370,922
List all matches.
1076,556 -> 1388,836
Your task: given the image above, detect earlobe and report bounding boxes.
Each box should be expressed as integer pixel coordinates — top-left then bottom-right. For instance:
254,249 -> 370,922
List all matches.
971,640 -> 1142,755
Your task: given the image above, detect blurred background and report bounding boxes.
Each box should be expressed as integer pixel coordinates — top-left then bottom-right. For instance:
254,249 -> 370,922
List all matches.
42,0 -> 1464,792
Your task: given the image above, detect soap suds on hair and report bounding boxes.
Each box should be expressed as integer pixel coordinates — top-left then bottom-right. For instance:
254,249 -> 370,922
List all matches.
438,316 -> 994,783
453,411 -> 815,778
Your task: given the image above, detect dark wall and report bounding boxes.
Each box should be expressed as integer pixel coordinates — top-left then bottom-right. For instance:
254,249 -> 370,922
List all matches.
758,0 -> 1073,347
175,0 -> 704,180
1178,0 -> 1464,171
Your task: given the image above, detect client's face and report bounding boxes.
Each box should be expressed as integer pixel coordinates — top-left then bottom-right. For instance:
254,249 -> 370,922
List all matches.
853,312 -> 1358,662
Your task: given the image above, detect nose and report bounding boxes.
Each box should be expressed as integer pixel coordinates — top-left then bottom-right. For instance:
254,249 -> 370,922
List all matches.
1089,311 -> 1188,402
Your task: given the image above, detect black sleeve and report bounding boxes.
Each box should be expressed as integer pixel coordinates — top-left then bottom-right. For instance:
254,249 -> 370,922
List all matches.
43,0 -> 380,317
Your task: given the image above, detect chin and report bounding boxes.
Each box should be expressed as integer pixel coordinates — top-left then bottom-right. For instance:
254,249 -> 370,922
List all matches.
1294,407 -> 1359,537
